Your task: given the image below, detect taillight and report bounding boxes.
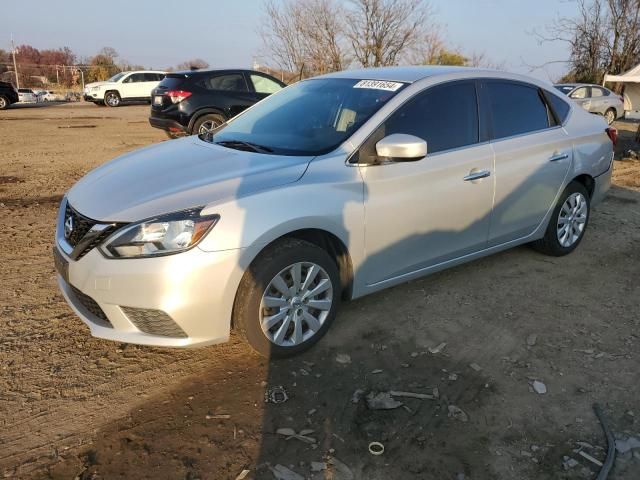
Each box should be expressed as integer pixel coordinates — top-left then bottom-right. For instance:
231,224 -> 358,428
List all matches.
166,90 -> 192,104
606,127 -> 617,147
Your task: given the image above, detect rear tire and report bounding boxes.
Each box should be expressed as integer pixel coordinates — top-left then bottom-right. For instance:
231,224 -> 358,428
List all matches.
0,95 -> 9,110
192,113 -> 225,136
233,239 -> 341,358
531,181 -> 590,256
605,108 -> 616,125
104,91 -> 121,107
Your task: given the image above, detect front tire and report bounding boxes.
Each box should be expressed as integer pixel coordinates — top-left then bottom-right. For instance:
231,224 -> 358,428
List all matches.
605,108 -> 616,125
104,91 -> 121,107
532,181 -> 590,256
233,239 -> 341,358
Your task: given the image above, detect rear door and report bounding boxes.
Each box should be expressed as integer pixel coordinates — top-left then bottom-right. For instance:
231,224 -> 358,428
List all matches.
483,80 -> 572,246
197,73 -> 256,117
569,86 -> 591,112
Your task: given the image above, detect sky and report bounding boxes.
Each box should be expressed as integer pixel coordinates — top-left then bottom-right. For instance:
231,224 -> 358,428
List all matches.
3,0 -> 577,81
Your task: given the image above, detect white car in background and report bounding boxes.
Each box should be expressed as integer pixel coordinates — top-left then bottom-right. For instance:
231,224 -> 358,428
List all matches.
17,88 -> 38,103
83,71 -> 166,107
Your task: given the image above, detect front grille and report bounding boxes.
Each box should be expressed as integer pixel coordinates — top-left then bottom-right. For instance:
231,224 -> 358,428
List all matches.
70,286 -> 112,328
64,203 -> 122,259
121,307 -> 188,338
65,203 -> 97,247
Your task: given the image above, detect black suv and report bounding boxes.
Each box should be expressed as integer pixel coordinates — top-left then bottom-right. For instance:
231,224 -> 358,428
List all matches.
0,81 -> 19,110
149,69 -> 286,137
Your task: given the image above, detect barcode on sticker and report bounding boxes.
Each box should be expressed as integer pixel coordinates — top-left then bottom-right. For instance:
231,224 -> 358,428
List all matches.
353,80 -> 404,91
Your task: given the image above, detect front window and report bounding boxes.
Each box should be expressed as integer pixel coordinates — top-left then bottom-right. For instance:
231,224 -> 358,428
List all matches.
107,72 -> 126,82
204,78 -> 406,156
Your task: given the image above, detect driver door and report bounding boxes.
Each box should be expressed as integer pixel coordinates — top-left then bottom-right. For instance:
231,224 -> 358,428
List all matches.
357,81 -> 495,286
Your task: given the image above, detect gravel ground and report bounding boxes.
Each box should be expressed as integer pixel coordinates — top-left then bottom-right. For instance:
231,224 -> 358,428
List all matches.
0,103 -> 639,480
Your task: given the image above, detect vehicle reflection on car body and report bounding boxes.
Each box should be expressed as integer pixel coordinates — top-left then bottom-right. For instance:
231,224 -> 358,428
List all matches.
54,66 -> 614,357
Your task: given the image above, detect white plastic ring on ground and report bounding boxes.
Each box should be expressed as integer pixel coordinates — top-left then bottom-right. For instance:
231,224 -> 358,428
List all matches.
368,441 -> 385,455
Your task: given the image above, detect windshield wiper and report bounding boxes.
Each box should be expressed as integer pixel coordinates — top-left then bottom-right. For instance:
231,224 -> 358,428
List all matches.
215,140 -> 274,153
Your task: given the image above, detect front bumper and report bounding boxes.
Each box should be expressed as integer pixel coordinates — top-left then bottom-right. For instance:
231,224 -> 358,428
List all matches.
55,242 -> 248,348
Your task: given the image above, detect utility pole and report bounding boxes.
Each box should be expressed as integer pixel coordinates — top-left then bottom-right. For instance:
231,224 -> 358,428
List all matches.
11,34 -> 19,89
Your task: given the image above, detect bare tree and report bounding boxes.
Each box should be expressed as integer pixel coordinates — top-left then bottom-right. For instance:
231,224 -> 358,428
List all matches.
533,0 -> 640,83
260,0 -> 347,77
174,58 -> 209,71
344,0 -> 433,67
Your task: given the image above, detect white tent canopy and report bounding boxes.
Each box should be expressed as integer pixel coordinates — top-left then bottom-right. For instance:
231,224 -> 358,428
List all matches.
604,63 -> 640,113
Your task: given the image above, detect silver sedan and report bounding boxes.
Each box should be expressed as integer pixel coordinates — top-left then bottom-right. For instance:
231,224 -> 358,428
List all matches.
54,67 -> 614,357
555,83 -> 624,124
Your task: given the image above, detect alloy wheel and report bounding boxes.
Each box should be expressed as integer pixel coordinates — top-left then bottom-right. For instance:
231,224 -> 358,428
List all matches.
557,192 -> 588,247
606,110 -> 615,125
198,120 -> 221,135
0,97 -> 7,109
259,262 -> 334,347
105,93 -> 119,107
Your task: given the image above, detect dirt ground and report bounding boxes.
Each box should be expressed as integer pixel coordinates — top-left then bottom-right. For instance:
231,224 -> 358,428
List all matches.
1,102 -> 639,480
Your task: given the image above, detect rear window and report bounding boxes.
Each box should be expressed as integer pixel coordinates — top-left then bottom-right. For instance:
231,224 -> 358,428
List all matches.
486,82 -> 550,140
158,76 -> 186,89
554,85 -> 574,95
544,91 -> 571,123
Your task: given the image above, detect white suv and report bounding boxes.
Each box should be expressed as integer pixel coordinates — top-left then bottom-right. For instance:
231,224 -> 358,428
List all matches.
83,71 -> 166,107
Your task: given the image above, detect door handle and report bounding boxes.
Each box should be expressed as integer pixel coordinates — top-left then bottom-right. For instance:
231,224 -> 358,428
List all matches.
549,153 -> 569,162
463,170 -> 491,182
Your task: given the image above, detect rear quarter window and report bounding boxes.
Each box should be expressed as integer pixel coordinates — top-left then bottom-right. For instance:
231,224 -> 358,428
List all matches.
486,82 -> 551,140
545,90 -> 571,124
158,76 -> 186,89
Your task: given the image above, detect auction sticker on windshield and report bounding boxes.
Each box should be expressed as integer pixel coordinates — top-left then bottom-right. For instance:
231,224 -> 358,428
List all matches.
353,80 -> 404,91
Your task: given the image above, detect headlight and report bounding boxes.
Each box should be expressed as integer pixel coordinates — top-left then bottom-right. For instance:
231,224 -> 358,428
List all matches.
100,208 -> 219,259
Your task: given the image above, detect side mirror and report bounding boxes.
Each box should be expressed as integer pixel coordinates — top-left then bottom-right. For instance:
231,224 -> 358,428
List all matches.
375,134 -> 427,162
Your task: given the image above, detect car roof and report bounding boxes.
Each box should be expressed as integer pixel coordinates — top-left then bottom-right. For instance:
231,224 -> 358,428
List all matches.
123,70 -> 167,74
555,83 -> 607,89
318,66 -> 496,83
170,68 -> 259,76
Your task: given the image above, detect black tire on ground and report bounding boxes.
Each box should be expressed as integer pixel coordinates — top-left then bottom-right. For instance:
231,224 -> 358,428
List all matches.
605,108 -> 616,125
233,238 -> 341,358
531,181 -> 590,256
104,91 -> 121,107
191,113 -> 225,135
0,95 -> 9,110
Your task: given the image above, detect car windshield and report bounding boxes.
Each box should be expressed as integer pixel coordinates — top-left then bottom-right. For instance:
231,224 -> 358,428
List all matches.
204,78 -> 406,156
108,72 -> 127,82
554,85 -> 575,96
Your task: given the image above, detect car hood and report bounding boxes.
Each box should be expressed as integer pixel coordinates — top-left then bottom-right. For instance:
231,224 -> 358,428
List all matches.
67,137 -> 312,222
85,81 -> 114,89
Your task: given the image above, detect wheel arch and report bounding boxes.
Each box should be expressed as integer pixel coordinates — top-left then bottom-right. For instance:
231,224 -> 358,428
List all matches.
571,173 -> 595,198
188,108 -> 227,133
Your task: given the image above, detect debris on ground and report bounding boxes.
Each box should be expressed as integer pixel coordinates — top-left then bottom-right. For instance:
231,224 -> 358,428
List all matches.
615,436 -> 640,454
526,334 -> 538,346
271,464 -> 304,480
327,457 -> 354,480
265,386 -> 289,404
371,369 -> 383,374
335,353 -> 352,364
366,391 -> 403,410
276,428 -> 317,444
577,450 -> 603,467
235,469 -> 250,480
428,342 -> 447,354
469,363 -> 482,372
368,441 -> 385,455
563,456 -> 579,469
205,413 -> 231,420
532,380 -> 547,394
310,461 -> 326,472
389,390 -> 435,400
448,373 -> 458,381
448,405 -> 469,422
351,389 -> 365,404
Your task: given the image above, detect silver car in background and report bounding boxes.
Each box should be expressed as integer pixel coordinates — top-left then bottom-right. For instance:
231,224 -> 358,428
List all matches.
555,83 -> 624,124
54,67 -> 615,357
